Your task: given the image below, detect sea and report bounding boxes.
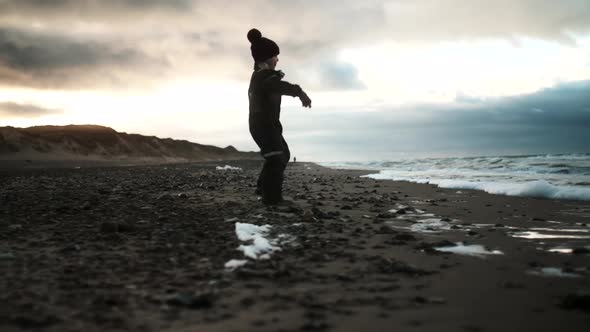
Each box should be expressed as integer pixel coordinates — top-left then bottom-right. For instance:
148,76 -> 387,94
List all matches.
320,153 -> 590,201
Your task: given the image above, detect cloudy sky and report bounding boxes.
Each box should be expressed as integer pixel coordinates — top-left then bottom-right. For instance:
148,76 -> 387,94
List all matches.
0,0 -> 589,161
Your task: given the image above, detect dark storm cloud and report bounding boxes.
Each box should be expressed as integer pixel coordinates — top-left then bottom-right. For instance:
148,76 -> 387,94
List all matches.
241,0 -> 590,57
0,28 -> 163,88
0,0 -> 193,17
0,101 -> 62,117
282,80 -> 590,159
0,0 -> 589,90
0,28 -> 143,70
445,80 -> 590,128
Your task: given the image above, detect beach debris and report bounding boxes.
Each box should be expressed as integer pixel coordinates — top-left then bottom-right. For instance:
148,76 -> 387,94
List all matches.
434,242 -> 504,258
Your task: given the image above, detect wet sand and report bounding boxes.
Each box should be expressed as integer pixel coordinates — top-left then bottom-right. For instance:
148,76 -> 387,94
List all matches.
1,161 -> 589,332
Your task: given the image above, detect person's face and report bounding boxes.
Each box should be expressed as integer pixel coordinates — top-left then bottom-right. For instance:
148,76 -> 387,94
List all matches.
268,56 -> 278,69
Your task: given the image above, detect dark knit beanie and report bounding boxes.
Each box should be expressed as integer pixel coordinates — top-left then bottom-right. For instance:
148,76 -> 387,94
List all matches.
247,28 -> 280,63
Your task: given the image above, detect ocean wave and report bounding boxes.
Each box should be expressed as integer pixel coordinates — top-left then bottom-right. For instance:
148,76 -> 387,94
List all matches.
525,153 -> 590,160
436,179 -> 590,200
365,173 -> 590,201
322,153 -> 590,201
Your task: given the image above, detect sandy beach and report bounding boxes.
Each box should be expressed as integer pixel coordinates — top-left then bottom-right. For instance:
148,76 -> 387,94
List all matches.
1,160 -> 589,332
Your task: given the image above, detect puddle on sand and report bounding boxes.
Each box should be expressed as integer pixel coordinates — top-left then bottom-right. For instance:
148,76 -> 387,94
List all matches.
527,267 -> 580,278
435,242 -> 504,258
510,231 -> 590,239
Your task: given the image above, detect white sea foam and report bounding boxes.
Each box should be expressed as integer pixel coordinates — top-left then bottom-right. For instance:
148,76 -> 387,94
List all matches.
216,165 -> 242,171
510,231 -> 590,239
435,242 -> 504,257
434,179 -> 590,201
548,245 -> 590,254
234,223 -> 278,259
409,218 -> 451,233
323,153 -> 590,201
224,259 -> 248,270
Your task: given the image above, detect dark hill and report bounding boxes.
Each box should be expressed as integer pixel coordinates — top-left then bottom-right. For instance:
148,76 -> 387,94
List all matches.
0,125 -> 259,162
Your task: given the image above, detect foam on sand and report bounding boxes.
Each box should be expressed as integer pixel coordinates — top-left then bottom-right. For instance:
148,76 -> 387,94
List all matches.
216,165 -> 242,171
435,242 -> 504,258
510,231 -> 590,239
409,218 -> 452,233
224,259 -> 248,270
234,223 -> 278,259
225,222 -> 294,270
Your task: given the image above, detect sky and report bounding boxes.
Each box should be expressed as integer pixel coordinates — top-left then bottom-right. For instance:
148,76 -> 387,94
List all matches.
0,0 -> 589,161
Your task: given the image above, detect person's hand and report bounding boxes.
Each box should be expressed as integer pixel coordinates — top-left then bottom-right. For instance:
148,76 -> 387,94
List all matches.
299,91 -> 312,108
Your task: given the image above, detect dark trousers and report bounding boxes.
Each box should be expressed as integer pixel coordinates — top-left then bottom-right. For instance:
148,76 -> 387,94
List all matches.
250,124 -> 290,204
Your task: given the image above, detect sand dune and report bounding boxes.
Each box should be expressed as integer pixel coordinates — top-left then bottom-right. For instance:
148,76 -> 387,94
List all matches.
0,125 -> 259,163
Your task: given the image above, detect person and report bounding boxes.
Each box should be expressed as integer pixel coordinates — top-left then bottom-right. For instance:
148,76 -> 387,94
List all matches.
247,28 -> 312,205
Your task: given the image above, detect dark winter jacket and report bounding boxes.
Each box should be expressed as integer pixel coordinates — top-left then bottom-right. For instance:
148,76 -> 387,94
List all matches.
248,69 -> 302,133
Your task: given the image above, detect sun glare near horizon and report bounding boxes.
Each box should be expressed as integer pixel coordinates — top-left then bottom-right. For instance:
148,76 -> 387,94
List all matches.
340,37 -> 590,104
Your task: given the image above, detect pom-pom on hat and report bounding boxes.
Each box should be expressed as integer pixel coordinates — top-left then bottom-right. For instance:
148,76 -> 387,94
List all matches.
247,28 -> 280,63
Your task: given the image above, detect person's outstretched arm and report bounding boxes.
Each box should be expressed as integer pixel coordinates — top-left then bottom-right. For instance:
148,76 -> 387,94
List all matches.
263,73 -> 312,108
